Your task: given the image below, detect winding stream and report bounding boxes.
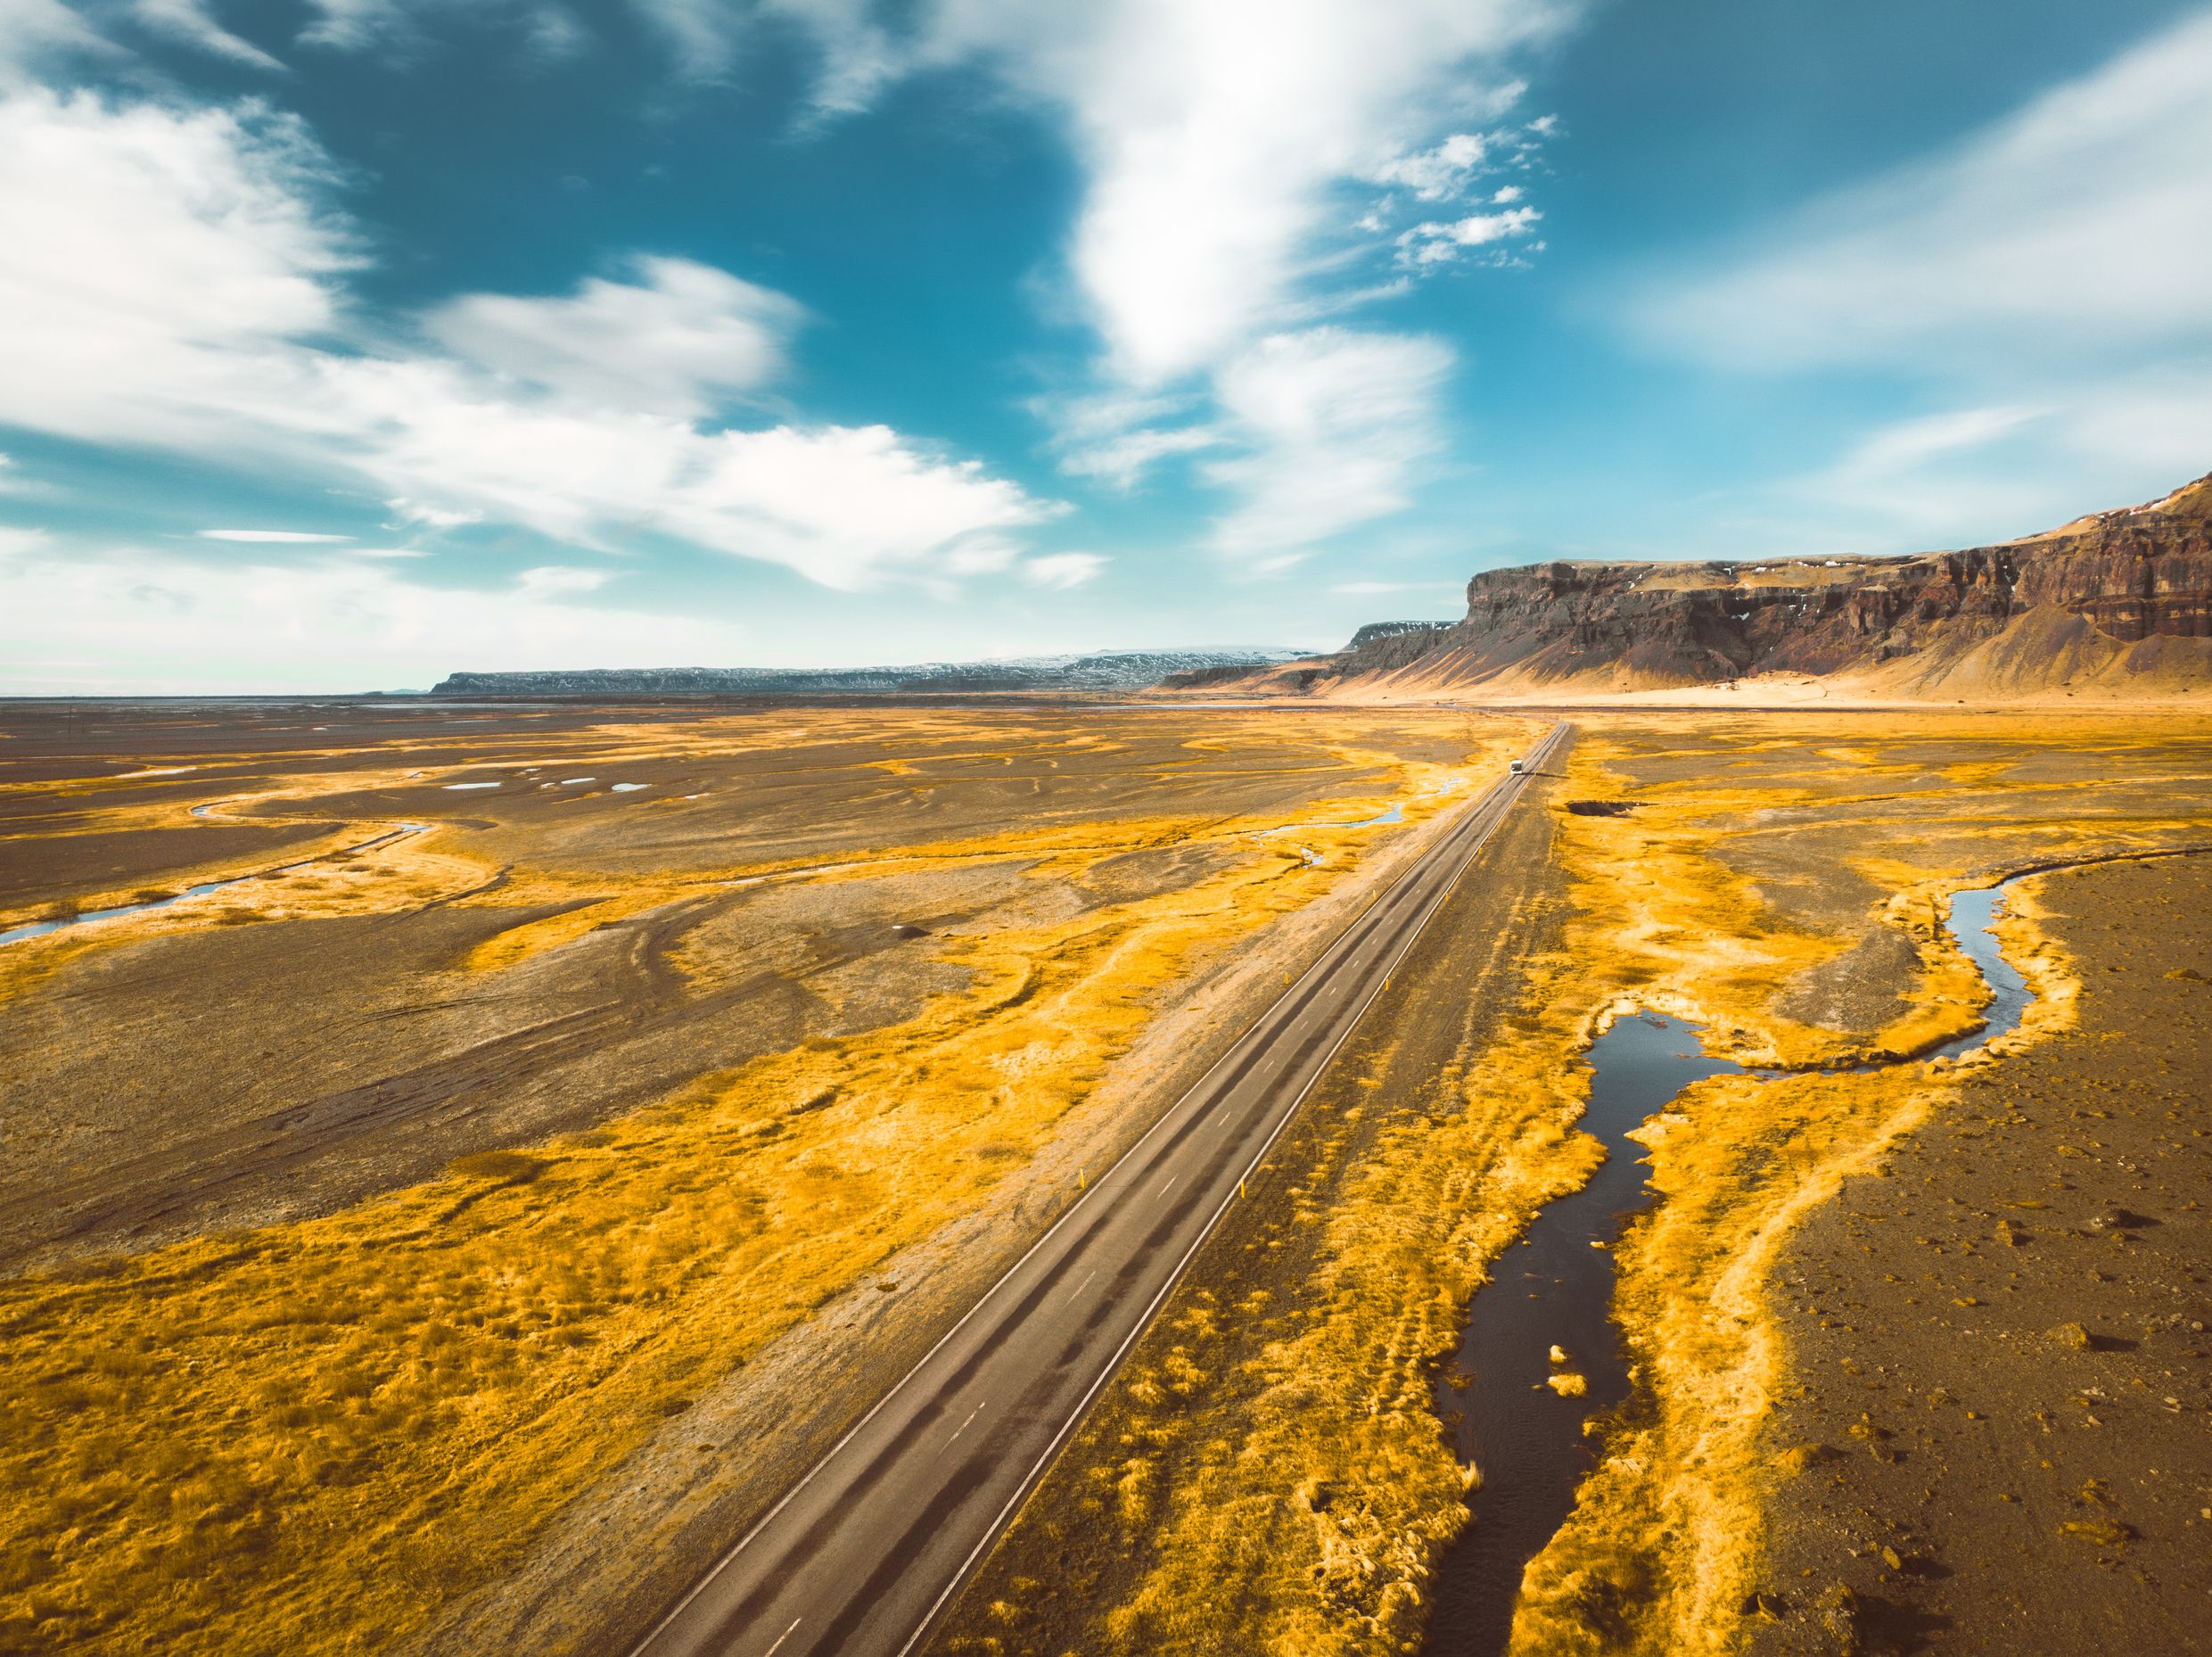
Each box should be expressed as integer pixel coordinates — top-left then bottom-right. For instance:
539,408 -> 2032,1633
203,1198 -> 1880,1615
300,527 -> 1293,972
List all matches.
0,821 -> 432,948
1419,872 -> 2036,1656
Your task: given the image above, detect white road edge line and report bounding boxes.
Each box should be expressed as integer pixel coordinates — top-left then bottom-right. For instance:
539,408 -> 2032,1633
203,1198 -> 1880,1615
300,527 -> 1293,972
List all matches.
890,724 -> 1566,1657
625,726 -> 1564,1657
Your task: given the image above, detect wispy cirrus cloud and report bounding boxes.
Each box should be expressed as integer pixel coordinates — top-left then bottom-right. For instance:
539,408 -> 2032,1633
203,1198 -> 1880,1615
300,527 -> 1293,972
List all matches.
1627,6 -> 2212,545
1634,9 -> 2212,373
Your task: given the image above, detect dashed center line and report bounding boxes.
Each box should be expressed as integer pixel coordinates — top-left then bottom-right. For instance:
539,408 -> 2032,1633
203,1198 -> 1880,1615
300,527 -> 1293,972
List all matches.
1156,1175 -> 1177,1201
946,1401 -> 986,1448
763,1617 -> 802,1657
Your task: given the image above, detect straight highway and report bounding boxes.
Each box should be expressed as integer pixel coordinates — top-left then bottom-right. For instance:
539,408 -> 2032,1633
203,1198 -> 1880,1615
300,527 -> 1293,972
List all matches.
628,721 -> 1572,1657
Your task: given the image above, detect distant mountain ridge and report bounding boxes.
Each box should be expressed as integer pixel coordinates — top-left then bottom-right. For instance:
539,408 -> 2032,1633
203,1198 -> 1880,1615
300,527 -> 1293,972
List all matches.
432,648 -> 1303,698
1167,473 -> 2212,703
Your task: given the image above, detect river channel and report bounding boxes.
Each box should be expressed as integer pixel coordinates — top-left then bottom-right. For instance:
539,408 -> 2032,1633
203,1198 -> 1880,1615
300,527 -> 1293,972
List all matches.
1419,872 -> 2036,1655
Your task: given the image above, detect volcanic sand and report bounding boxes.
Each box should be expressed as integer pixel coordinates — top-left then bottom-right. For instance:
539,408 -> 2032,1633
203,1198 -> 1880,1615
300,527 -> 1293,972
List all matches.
1747,852 -> 2212,1656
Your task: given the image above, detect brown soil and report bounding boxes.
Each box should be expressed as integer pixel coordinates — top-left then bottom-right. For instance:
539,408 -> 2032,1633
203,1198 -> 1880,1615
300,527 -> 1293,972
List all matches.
1749,853 -> 2212,1654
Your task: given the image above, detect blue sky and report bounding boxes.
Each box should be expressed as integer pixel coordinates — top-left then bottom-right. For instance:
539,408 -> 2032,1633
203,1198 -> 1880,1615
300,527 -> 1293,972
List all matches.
3,0 -> 2208,691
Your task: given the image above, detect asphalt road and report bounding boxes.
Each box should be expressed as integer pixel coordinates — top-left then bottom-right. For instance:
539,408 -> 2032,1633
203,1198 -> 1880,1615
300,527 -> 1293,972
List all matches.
629,722 -> 1571,1657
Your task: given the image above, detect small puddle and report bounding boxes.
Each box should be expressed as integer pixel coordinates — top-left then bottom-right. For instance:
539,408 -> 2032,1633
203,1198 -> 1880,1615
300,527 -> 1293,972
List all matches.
0,823 -> 432,948
1420,873 -> 2036,1656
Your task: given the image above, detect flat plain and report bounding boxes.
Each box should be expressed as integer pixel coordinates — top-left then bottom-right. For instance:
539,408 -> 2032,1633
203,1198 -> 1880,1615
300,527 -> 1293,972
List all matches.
0,697 -> 1537,1656
6,702 -> 2208,1657
926,711 -> 2212,1657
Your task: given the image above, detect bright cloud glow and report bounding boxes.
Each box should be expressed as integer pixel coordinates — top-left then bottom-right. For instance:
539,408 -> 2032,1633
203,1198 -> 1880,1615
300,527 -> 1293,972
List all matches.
198,529 -> 357,542
0,532 -> 733,695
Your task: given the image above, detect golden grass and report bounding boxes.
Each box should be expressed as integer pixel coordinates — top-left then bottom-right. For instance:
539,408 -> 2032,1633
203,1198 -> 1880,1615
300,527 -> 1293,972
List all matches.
0,716 -> 1532,1656
966,713 -> 2212,1657
1505,717 -> 2211,1657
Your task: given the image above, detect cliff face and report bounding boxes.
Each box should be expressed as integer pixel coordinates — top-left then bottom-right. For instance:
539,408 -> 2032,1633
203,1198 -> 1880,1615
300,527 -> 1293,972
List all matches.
1252,473 -> 2212,701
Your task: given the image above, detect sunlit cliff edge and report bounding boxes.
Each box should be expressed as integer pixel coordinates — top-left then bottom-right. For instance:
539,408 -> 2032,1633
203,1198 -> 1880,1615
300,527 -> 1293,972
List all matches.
1172,472 -> 2212,705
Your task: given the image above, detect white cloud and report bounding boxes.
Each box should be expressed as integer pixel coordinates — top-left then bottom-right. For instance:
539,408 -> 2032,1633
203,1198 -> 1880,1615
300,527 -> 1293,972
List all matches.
0,81 -> 1062,591
1203,326 -> 1454,565
385,498 -> 481,529
1021,550 -> 1106,589
424,255 -> 804,419
514,564 -> 611,597
876,3 -> 1558,559
245,1 -> 1558,562
0,535 -> 734,694
1369,131 -> 1492,201
1637,9 -> 2212,371
1785,379 -> 2212,545
132,0 -> 287,70
1829,406 -> 2050,481
295,0 -> 585,60
0,0 -> 114,87
916,0 -> 1567,384
198,528 -> 356,542
638,0 -> 900,110
1056,424 -> 1224,490
1628,11 -> 2212,551
1398,204 -> 1542,266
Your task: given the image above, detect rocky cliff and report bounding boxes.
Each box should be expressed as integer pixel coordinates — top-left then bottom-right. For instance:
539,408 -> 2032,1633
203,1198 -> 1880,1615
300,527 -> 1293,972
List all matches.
1195,474 -> 2212,702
